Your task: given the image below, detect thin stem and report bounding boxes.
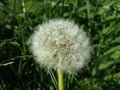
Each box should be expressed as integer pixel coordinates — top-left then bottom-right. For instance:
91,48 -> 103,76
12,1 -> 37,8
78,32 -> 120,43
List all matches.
57,69 -> 64,90
21,0 -> 26,13
48,69 -> 58,89
86,0 -> 91,31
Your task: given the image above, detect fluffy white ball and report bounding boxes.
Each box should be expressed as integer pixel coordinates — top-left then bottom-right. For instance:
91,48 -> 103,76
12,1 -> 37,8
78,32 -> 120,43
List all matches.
30,19 -> 92,73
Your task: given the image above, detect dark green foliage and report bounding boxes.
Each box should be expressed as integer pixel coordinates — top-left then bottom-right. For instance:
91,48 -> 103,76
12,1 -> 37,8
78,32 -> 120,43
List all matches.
0,0 -> 120,89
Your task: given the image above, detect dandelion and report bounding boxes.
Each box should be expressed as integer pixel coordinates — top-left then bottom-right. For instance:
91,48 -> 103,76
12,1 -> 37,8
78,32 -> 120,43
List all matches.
30,19 -> 92,90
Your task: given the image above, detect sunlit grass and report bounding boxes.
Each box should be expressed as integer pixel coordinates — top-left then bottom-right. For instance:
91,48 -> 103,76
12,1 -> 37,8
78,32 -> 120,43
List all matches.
0,0 -> 120,89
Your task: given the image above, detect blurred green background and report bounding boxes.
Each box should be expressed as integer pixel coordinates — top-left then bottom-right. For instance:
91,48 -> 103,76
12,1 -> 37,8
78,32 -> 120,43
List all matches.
0,0 -> 120,90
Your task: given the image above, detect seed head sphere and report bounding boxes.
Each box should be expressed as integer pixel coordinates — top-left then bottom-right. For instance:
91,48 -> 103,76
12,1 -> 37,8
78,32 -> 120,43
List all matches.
30,19 -> 91,73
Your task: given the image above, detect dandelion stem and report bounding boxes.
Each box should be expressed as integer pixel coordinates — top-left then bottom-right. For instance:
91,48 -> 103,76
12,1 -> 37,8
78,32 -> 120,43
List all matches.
58,69 -> 64,90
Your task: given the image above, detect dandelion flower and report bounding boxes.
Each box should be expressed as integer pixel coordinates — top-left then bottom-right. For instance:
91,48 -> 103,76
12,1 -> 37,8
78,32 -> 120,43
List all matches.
30,19 -> 91,74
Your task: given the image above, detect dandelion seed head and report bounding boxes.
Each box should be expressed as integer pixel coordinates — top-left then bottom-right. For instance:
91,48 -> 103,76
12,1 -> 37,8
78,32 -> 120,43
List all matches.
30,19 -> 92,73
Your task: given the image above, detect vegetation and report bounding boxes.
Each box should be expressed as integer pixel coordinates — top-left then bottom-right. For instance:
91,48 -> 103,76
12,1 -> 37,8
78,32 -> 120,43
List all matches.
0,0 -> 120,90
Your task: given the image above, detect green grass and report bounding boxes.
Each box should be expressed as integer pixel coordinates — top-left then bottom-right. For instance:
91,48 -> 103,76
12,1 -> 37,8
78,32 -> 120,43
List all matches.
0,0 -> 120,90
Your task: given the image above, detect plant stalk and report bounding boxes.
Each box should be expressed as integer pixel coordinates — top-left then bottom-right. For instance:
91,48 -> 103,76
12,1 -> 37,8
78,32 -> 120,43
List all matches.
57,69 -> 64,90
21,0 -> 26,13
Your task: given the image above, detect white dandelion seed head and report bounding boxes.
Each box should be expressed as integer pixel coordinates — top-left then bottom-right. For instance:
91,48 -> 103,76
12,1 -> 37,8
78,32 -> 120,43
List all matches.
30,19 -> 92,74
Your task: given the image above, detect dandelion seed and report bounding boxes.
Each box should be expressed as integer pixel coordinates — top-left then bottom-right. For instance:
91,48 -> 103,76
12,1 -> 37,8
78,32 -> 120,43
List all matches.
30,19 -> 91,74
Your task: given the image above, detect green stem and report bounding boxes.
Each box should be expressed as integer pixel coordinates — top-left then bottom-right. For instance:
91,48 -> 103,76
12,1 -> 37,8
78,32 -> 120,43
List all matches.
21,0 -> 26,13
58,69 -> 64,90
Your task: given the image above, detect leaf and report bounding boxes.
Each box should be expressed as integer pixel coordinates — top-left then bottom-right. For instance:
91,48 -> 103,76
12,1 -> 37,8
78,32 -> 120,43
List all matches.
104,45 -> 120,55
25,1 -> 41,13
110,50 -> 120,59
114,73 -> 120,80
98,61 -> 115,70
91,65 -> 97,76
0,62 -> 14,67
101,27 -> 113,35
114,73 -> 120,84
104,75 -> 112,81
111,36 -> 120,44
